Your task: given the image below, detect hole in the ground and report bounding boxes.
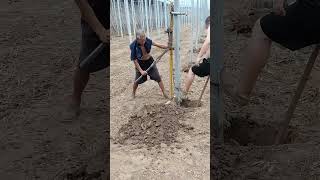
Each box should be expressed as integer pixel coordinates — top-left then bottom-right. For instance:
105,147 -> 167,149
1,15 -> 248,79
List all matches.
180,99 -> 201,108
224,117 -> 297,146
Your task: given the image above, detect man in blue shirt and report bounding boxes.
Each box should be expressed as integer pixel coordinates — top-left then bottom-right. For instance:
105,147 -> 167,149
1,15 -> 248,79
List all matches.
130,30 -> 168,99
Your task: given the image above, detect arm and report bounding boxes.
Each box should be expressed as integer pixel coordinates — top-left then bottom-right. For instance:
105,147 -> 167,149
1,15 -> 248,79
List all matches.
152,41 -> 168,49
133,60 -> 147,76
130,46 -> 147,75
133,60 -> 143,73
75,0 -> 109,43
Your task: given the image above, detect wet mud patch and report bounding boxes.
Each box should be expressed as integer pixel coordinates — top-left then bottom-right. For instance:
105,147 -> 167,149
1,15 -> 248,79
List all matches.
115,103 -> 194,148
224,116 -> 298,146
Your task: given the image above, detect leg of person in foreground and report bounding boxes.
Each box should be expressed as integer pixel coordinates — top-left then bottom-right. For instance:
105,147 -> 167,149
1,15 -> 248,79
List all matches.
71,67 -> 90,115
184,68 -> 196,95
226,19 -> 272,105
70,0 -> 109,116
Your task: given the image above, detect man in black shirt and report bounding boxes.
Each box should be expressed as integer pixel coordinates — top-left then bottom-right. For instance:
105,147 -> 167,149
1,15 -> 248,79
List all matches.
225,0 -> 320,106
71,0 -> 109,115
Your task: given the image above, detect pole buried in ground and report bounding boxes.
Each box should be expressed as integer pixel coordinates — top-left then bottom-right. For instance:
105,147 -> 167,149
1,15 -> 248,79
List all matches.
275,44 -> 320,144
173,0 -> 183,105
211,0 -> 224,144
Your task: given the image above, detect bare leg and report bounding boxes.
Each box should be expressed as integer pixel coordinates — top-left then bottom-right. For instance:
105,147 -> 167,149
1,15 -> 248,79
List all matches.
237,18 -> 272,98
184,68 -> 196,94
132,82 -> 138,98
72,66 -> 90,115
158,80 -> 168,98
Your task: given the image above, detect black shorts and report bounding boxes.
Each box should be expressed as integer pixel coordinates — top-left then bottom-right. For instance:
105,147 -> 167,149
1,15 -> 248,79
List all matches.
260,2 -> 320,51
192,58 -> 210,77
79,20 -> 109,73
135,57 -> 162,84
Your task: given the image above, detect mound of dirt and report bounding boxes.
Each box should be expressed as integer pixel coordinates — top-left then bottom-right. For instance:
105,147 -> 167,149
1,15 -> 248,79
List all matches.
115,103 -> 194,148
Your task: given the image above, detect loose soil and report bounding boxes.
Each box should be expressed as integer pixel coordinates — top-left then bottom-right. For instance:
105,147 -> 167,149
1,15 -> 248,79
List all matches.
0,1 -> 107,179
212,1 -> 320,179
110,25 -> 210,179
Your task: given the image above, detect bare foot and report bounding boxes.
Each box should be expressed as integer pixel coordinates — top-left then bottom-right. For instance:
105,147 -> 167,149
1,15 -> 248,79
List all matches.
69,95 -> 81,117
162,90 -> 170,99
131,92 -> 136,100
182,91 -> 189,100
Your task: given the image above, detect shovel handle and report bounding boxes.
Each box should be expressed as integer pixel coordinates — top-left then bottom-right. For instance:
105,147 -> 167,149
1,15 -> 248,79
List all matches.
79,43 -> 106,69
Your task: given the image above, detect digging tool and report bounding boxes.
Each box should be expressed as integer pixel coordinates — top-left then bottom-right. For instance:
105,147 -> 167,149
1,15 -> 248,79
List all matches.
79,43 -> 107,69
275,44 -> 320,144
197,76 -> 210,107
134,49 -> 169,84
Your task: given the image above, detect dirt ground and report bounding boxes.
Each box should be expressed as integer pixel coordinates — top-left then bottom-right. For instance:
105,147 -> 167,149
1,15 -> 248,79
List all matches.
213,1 -> 320,179
110,27 -> 210,179
0,1 -> 107,179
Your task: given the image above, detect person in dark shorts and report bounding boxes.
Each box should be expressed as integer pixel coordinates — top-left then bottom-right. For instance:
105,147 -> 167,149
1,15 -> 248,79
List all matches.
71,0 -> 109,115
130,29 -> 169,99
224,0 -> 320,106
183,16 -> 210,97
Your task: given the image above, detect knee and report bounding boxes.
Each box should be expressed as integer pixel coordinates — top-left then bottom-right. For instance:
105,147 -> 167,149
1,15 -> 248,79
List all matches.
188,67 -> 194,74
251,18 -> 269,40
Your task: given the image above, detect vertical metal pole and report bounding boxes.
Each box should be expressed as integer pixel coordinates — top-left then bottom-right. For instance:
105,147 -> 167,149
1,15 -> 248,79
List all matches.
195,0 -> 199,49
111,0 -> 117,36
141,0 -> 145,31
174,0 -> 182,104
159,1 -> 163,29
211,0 -> 224,144
148,0 -> 152,32
131,0 -> 136,36
189,0 -> 195,63
116,0 -> 123,38
164,0 -> 168,29
156,0 -> 161,38
124,0 -> 132,43
154,0 -> 157,34
169,3 -> 174,99
144,0 -> 150,37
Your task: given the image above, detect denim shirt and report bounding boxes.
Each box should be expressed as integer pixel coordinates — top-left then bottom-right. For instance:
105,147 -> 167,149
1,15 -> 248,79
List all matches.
129,37 -> 153,61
